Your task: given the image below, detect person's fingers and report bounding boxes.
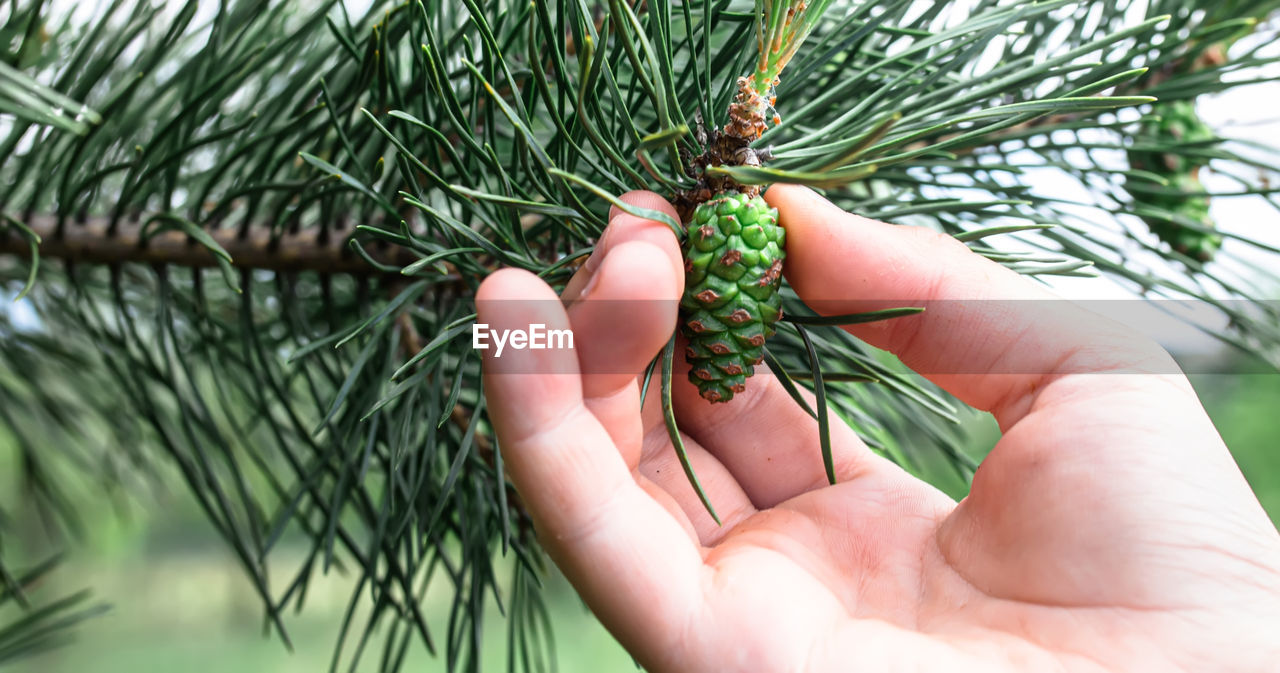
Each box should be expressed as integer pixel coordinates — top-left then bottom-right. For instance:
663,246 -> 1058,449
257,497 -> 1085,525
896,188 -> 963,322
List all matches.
665,355 -> 883,509
635,473 -> 703,544
477,269 -> 703,662
568,239 -> 681,464
596,191 -> 887,508
563,190 -> 682,460
477,269 -> 585,437
561,191 -> 681,303
637,422 -> 758,545
607,189 -> 682,223
765,184 -> 1177,428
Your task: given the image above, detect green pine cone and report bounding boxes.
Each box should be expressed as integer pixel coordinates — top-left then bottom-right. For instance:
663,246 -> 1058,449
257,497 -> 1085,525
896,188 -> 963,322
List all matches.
679,191 -> 786,403
1141,174 -> 1223,262
1128,99 -> 1215,175
1127,100 -> 1222,262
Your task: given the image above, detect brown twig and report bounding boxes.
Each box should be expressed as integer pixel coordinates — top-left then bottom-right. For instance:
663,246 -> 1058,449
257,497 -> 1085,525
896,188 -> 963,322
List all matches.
0,214 -> 419,274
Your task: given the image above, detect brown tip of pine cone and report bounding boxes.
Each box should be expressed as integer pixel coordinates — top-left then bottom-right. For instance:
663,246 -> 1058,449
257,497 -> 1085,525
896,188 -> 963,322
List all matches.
758,259 -> 783,286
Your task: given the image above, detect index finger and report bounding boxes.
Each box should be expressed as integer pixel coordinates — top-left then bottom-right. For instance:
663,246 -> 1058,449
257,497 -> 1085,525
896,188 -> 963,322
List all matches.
476,268 -> 704,666
765,184 -> 1177,427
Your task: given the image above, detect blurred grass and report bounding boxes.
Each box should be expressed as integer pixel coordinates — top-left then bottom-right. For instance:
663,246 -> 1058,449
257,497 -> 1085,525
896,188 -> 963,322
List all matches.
1,368 -> 1277,672
2,549 -> 633,673
1189,372 -> 1280,521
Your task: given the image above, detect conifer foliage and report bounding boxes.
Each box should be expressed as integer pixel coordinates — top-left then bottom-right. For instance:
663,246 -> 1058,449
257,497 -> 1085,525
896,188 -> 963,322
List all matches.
1,0 -> 1279,670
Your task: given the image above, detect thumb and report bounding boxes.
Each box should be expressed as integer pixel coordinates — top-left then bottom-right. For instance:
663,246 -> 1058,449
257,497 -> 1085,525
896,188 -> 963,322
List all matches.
766,183 -> 1175,425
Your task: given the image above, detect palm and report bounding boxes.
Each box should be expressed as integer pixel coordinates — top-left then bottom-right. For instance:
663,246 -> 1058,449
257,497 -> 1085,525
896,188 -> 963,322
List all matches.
643,380 -> 1280,671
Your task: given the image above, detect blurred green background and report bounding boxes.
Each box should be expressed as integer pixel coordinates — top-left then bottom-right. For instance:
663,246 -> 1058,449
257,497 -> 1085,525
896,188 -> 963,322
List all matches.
2,366 -> 1278,672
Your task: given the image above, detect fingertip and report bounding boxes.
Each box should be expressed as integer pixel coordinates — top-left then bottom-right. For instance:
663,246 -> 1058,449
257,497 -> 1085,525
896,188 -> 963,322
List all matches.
764,184 -> 850,223
590,215 -> 683,289
762,183 -> 816,210
566,193 -> 682,305
766,184 -> 890,246
477,267 -> 557,305
571,240 -> 680,384
609,190 -> 679,223
567,239 -> 682,454
476,267 -> 578,384
594,239 -> 682,303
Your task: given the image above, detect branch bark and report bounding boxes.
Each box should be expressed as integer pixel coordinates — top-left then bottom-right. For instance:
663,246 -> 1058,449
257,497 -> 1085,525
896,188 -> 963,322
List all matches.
0,214 -> 418,274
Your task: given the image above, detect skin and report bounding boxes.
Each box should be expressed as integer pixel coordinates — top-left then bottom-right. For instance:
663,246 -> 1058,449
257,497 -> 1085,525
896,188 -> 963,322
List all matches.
475,185 -> 1280,672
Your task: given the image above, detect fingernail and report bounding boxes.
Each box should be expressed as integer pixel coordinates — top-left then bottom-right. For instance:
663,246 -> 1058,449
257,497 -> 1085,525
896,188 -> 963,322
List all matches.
578,260 -> 603,299
583,226 -> 613,274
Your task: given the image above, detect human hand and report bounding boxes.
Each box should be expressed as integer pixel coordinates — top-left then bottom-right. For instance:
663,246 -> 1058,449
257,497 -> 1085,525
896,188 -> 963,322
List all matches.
475,185 -> 1280,672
